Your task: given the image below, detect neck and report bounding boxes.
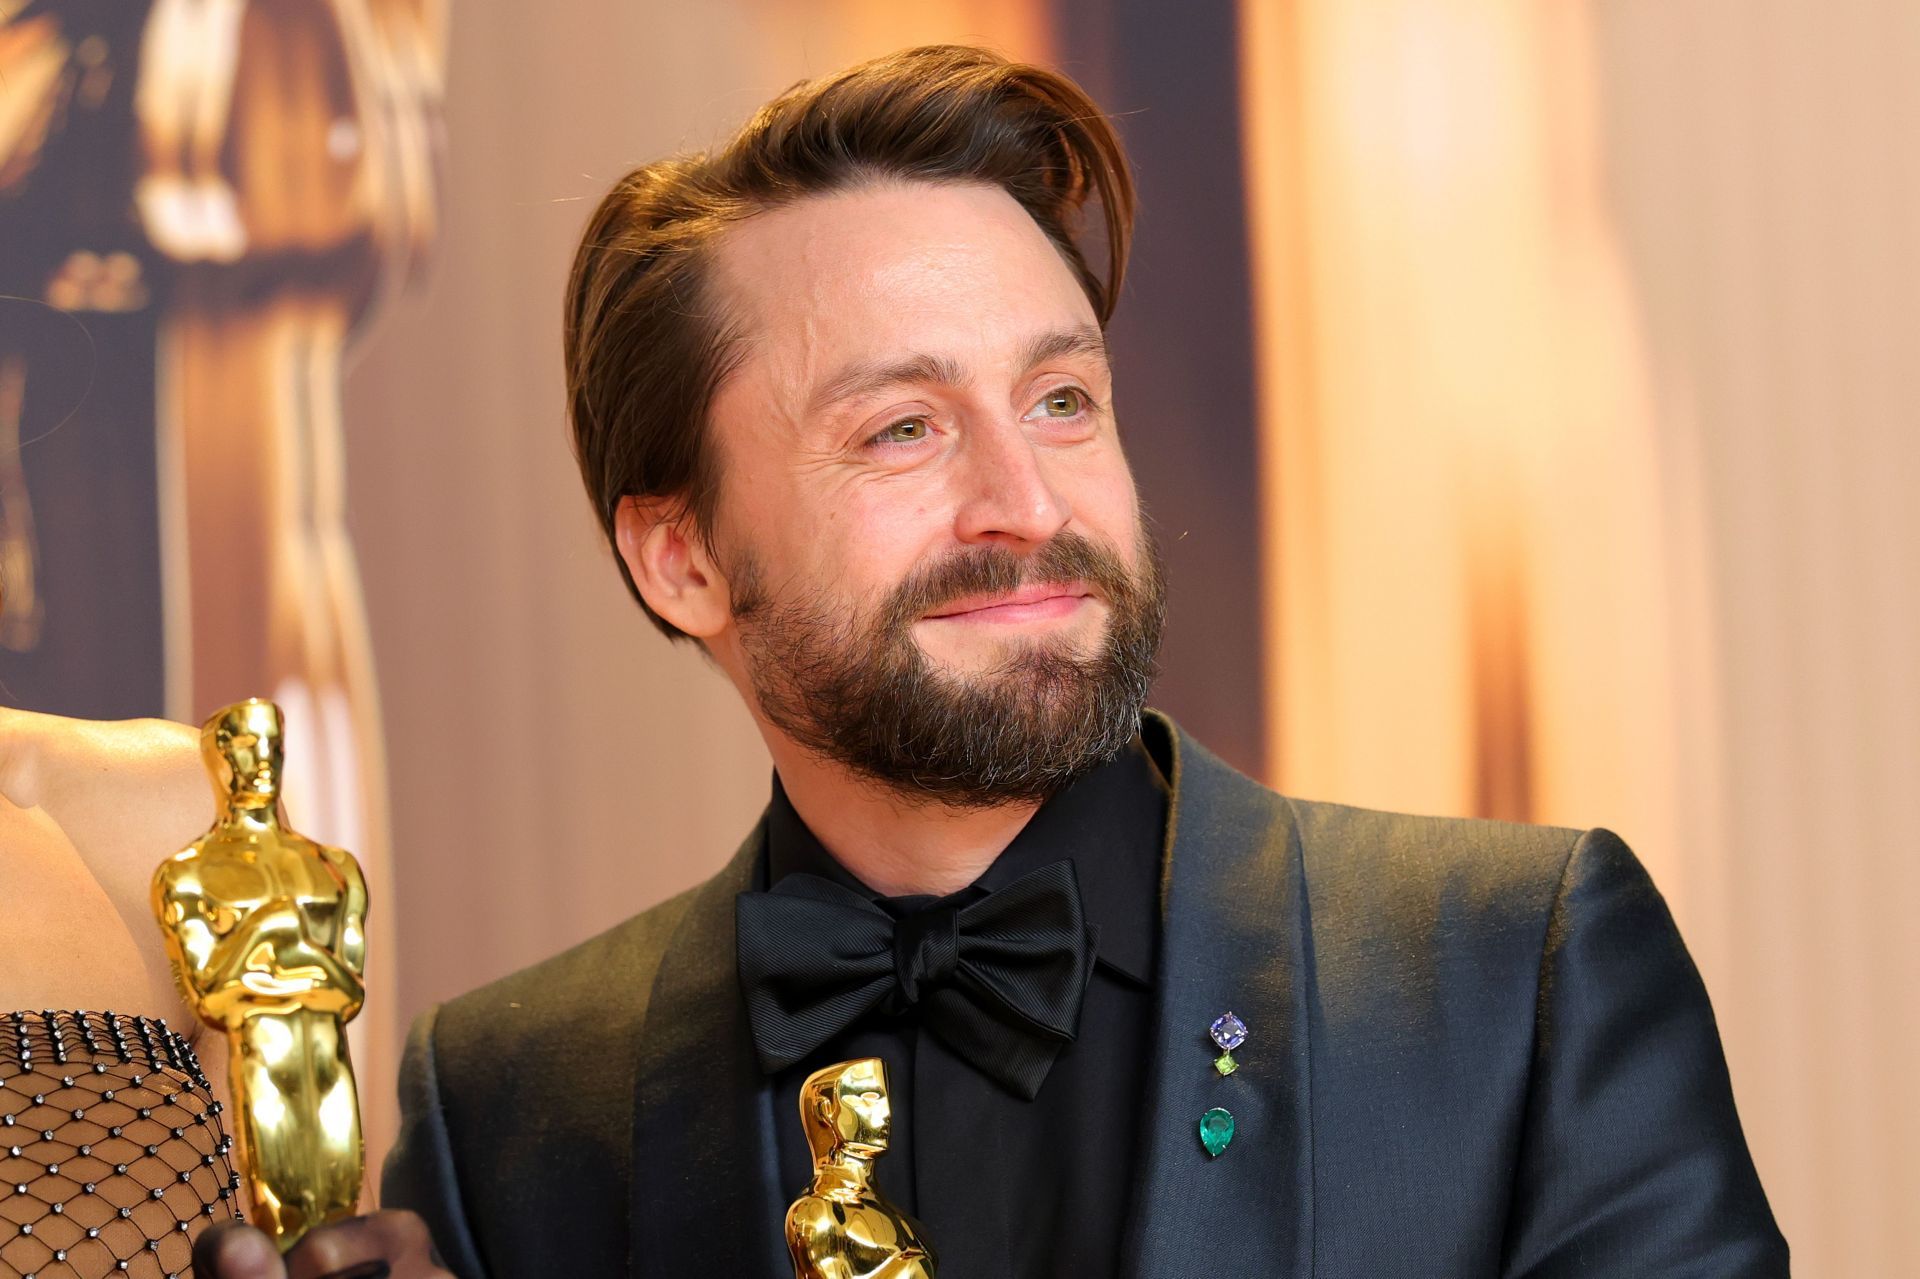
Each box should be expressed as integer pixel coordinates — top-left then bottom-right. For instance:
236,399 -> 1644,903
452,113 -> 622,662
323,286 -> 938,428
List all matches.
767,738 -> 1040,898
812,1147 -> 877,1195
217,799 -> 278,829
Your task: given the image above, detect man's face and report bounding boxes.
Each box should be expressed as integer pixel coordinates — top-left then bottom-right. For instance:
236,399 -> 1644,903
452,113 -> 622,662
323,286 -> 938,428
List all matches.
692,180 -> 1163,803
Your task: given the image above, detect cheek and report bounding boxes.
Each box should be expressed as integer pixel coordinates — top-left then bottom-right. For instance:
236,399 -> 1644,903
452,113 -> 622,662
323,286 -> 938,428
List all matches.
815,485 -> 952,597
1061,448 -> 1143,551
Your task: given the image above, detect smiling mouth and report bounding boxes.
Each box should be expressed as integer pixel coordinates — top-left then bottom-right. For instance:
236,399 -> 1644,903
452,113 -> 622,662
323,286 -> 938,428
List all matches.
921,582 -> 1095,624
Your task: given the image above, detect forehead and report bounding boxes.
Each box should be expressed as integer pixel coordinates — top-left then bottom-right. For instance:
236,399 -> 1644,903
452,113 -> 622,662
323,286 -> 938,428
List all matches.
708,181 -> 1099,394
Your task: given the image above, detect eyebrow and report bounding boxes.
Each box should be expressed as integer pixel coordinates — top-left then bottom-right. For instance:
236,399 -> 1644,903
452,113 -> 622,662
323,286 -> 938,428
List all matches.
806,323 -> 1110,417
1015,324 -> 1109,376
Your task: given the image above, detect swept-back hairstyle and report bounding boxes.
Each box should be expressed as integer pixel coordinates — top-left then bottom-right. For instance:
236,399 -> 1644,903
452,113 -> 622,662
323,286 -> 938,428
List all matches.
563,44 -> 1137,640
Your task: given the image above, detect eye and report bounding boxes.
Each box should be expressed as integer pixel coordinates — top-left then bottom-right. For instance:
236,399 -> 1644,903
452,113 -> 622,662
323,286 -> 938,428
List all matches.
1028,386 -> 1092,419
869,416 -> 931,446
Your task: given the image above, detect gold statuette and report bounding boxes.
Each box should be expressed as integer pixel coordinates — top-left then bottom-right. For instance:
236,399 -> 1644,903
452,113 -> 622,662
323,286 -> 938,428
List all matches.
151,699 -> 368,1250
786,1057 -> 938,1279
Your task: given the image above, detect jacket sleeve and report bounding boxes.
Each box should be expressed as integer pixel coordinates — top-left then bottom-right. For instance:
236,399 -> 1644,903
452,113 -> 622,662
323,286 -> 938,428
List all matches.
380,1004 -> 490,1279
1501,828 -> 1789,1276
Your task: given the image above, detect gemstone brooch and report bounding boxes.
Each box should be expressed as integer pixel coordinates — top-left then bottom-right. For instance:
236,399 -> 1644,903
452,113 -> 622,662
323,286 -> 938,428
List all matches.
1200,1012 -> 1247,1158
1199,1107 -> 1236,1158
1209,1011 -> 1247,1076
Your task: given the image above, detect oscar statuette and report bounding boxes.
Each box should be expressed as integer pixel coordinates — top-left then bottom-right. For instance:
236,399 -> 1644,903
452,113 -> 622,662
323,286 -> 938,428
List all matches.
786,1057 -> 938,1279
150,699 -> 369,1251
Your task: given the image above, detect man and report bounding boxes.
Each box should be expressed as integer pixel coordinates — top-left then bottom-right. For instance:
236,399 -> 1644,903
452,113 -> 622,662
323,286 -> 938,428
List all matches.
197,44 -> 1784,1278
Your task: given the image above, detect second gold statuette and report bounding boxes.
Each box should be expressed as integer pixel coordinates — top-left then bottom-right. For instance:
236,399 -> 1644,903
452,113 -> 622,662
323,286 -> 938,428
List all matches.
786,1057 -> 937,1278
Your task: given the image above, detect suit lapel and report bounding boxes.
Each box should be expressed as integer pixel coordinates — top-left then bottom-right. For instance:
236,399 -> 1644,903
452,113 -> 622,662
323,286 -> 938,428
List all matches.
1123,717 -> 1316,1278
628,821 -> 788,1277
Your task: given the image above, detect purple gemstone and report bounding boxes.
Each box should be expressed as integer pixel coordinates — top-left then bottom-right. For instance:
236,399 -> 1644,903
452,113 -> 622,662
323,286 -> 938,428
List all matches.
1210,1012 -> 1248,1051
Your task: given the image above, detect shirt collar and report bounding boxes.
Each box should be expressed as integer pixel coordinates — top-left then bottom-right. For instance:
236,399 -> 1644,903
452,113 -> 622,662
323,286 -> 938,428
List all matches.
763,737 -> 1167,986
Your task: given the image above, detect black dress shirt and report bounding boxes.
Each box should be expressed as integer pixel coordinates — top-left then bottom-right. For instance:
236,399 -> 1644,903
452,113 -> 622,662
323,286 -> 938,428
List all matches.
761,738 -> 1169,1278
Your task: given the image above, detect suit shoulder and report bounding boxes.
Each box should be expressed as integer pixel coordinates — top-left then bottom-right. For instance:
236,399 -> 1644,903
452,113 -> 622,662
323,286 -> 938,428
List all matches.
1286,795 -> 1582,902
1280,795 -> 1596,979
386,875 -> 727,1277
430,878 -> 704,1072
1166,718 -> 1586,942
1166,717 -> 1571,893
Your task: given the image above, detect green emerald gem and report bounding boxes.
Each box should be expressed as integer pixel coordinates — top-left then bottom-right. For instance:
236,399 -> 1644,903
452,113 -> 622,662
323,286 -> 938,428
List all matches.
1199,1107 -> 1235,1157
1214,1050 -> 1238,1076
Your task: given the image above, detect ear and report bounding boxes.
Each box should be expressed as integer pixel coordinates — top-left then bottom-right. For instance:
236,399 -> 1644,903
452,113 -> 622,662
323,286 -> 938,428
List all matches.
614,495 -> 731,639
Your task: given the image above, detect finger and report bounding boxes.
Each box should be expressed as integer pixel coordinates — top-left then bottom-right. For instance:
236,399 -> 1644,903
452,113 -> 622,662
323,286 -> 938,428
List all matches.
309,1252 -> 387,1275
283,1211 -> 438,1279
191,1219 -> 287,1279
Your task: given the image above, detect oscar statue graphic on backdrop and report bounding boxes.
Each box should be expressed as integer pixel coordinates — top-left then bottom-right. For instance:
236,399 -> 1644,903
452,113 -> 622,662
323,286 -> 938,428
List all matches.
786,1057 -> 938,1278
2,0 -> 449,1175
152,698 -> 369,1249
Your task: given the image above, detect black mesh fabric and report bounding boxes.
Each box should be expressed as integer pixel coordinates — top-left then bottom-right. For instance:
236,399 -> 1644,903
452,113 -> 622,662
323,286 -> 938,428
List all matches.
0,1011 -> 242,1278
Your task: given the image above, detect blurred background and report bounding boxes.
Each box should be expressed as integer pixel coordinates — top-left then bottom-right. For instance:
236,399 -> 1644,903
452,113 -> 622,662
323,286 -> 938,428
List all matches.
2,0 -> 1914,1272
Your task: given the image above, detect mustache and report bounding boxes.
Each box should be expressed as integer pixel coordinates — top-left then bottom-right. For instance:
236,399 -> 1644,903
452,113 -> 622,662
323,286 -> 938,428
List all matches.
879,530 -> 1139,630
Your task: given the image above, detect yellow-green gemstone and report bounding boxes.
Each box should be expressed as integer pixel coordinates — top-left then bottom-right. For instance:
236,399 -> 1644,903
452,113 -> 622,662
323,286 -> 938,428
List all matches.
1214,1051 -> 1238,1076
1199,1107 -> 1235,1157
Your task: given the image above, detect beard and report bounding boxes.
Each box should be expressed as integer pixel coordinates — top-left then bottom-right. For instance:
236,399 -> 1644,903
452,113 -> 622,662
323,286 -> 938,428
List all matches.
728,515 -> 1167,808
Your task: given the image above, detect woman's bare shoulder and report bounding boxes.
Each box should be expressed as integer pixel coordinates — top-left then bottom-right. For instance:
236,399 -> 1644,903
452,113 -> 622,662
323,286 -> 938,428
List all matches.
0,708 -> 213,873
0,707 -> 212,1020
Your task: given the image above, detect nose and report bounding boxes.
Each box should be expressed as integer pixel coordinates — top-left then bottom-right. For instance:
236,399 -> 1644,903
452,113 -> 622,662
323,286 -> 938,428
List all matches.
952,420 -> 1072,546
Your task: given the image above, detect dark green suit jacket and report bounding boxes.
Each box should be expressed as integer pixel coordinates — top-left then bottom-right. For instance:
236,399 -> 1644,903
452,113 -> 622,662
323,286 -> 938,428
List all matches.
382,713 -> 1785,1276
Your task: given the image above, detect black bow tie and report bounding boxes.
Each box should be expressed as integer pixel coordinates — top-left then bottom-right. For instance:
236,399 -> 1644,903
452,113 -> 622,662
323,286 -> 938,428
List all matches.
735,859 -> 1097,1100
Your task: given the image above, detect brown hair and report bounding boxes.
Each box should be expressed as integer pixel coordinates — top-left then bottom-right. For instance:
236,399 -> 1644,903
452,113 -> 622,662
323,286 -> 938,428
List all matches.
562,43 -> 1137,640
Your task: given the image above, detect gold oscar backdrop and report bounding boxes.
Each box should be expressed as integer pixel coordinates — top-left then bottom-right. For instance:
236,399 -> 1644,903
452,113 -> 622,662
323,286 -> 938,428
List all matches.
0,0 -> 447,1183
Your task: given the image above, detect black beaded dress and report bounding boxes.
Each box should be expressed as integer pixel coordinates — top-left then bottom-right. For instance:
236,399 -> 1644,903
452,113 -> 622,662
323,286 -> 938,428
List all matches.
0,1012 -> 242,1278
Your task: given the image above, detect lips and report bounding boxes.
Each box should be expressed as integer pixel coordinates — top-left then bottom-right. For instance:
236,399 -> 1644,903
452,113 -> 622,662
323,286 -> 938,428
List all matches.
922,582 -> 1093,622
